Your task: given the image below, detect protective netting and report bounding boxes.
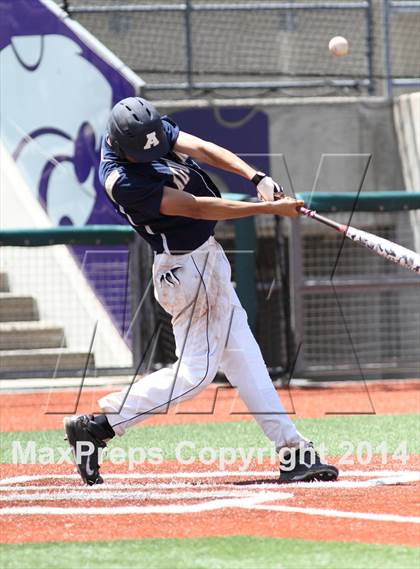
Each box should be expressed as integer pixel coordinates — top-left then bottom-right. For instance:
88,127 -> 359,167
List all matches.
58,0 -> 420,96
303,288 -> 420,373
0,244 -> 133,375
2,209 -> 418,379
298,210 -> 420,377
154,219 -> 290,375
62,0 -> 372,95
388,8 -> 420,79
218,222 -> 290,373
144,206 -> 420,380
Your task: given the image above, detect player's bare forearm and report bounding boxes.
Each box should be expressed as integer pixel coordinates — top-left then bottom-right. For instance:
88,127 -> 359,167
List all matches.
160,187 -> 304,220
174,131 -> 256,180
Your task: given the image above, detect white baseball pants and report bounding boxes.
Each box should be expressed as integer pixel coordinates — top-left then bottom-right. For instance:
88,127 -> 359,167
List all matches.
99,236 -> 306,450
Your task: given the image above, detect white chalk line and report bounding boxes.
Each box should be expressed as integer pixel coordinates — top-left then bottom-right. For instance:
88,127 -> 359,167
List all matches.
0,482 -> 228,492
1,495 -> 418,522
0,471 -> 278,485
248,505 -> 420,524
0,469 -> 417,486
0,489 -> 275,502
0,491 -> 288,516
0,473 -> 418,498
0,470 -> 418,522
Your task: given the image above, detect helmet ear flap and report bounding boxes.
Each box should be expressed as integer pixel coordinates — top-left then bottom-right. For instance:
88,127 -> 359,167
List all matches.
110,137 -> 124,159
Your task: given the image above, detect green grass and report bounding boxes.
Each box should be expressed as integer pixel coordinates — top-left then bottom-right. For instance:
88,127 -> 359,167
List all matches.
1,414 -> 418,465
1,537 -> 419,569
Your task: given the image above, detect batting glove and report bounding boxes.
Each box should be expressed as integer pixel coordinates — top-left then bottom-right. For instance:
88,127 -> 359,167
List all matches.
252,171 -> 284,202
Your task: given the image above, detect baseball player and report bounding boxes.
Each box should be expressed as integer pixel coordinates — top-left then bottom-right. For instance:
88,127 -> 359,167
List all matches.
65,97 -> 339,485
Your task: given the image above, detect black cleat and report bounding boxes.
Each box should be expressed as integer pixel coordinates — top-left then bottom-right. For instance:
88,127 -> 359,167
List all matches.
280,443 -> 339,483
64,415 -> 107,486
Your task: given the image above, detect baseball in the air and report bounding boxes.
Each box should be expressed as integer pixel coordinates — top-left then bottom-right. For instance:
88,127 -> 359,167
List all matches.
328,36 -> 349,57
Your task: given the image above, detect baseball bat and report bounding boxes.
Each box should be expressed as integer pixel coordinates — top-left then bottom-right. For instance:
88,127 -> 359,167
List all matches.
298,206 -> 420,275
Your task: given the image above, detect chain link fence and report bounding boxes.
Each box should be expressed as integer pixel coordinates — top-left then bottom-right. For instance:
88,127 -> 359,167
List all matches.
289,194 -> 420,379
0,228 -> 135,377
56,0 -> 420,97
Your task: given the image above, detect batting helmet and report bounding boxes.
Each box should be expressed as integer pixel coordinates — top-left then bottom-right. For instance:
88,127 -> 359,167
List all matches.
107,97 -> 170,162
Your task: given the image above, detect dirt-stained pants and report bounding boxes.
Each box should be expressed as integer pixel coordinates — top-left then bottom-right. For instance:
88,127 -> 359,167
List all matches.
99,236 -> 306,450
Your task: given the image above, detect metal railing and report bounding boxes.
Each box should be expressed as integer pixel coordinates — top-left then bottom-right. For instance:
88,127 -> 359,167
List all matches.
288,191 -> 420,379
0,226 -> 137,377
62,0 -> 377,95
383,0 -> 420,96
61,0 -> 420,97
0,196 -> 259,377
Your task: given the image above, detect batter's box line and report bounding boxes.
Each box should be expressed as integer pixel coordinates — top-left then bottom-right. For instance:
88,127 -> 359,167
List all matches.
1,471 -> 419,520
249,505 -> 420,525
0,469 -> 419,486
2,476 -> 419,505
0,491 -> 290,516
1,474 -> 418,498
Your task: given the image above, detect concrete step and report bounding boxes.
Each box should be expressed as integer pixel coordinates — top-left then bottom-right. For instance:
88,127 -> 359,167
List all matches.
0,272 -> 9,292
0,293 -> 38,322
0,348 -> 95,374
0,321 -> 65,350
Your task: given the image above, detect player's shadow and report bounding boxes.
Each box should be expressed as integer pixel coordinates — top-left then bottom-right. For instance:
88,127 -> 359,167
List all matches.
231,478 -> 281,486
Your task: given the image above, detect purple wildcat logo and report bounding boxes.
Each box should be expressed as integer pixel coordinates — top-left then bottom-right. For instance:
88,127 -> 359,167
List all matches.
0,0 -> 137,226
12,121 -> 100,225
13,122 -> 101,225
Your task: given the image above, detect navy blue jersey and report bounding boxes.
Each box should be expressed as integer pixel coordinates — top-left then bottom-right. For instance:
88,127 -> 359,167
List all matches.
99,117 -> 221,254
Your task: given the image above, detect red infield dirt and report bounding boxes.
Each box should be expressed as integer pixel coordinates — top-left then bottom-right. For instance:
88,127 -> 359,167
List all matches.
1,381 -> 419,548
1,380 -> 419,432
1,460 -> 419,547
